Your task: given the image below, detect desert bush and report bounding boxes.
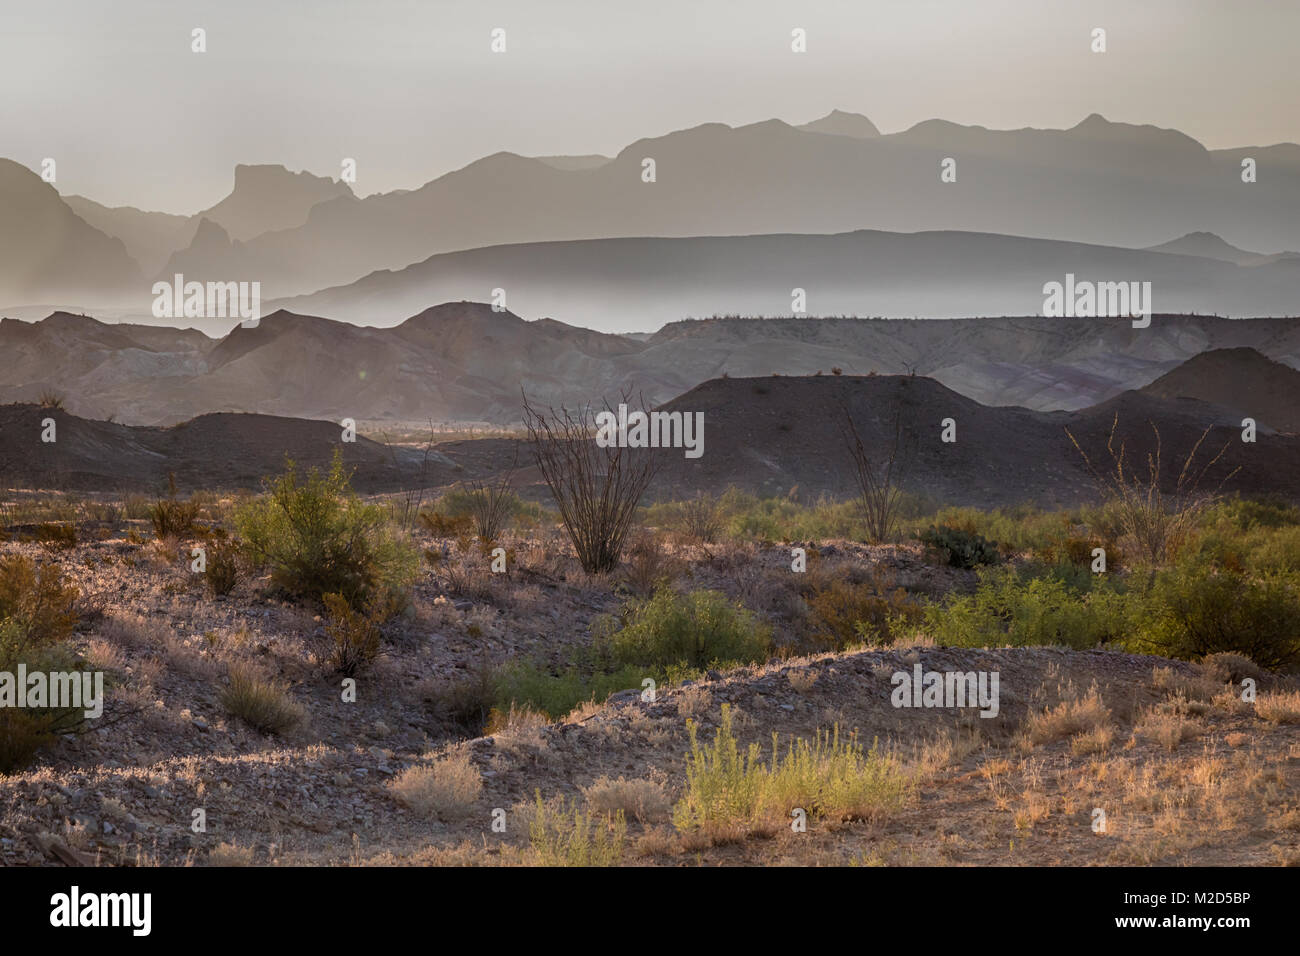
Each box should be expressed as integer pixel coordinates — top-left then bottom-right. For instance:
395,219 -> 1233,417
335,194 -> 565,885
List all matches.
1198,652 -> 1267,686
840,385 -> 915,544
219,662 -> 305,735
494,659 -> 646,720
388,750 -> 482,819
681,493 -> 724,544
522,394 -> 659,574
1134,566 -> 1300,670
926,567 -> 1129,650
804,574 -> 921,650
37,390 -> 65,410
150,474 -> 200,538
918,524 -> 1000,569
31,522 -> 77,550
529,792 -> 627,866
0,624 -> 88,773
1066,413 -> 1236,571
0,555 -> 79,652
205,543 -> 240,597
424,662 -> 498,735
234,452 -> 418,611
596,588 -> 772,671
617,533 -> 684,597
323,592 -> 382,677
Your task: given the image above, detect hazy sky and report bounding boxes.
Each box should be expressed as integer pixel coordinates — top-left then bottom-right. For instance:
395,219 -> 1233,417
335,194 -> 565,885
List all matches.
4,0 -> 1297,213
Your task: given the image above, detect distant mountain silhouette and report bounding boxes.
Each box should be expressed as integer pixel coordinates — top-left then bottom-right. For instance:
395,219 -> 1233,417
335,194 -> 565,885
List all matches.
1144,232 -> 1262,265
269,229 -> 1300,332
0,159 -> 141,305
797,109 -> 881,138
29,112 -> 1297,302
66,164 -> 353,276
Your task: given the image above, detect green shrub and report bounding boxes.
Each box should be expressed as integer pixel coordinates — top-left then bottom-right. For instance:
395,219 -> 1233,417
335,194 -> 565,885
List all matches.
0,555 -> 79,652
0,625 -> 89,774
1134,566 -> 1300,670
918,524 -> 1000,569
424,662 -> 498,735
234,452 -> 418,610
494,660 -> 648,720
925,566 -> 1129,650
596,588 -> 772,671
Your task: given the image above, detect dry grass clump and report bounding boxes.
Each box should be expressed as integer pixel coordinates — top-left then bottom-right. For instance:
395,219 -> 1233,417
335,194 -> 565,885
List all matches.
787,668 -> 819,694
1135,707 -> 1201,751
676,684 -> 713,718
1255,690 -> 1300,725
581,775 -> 672,824
219,662 -> 305,735
207,841 -> 257,866
1070,724 -> 1116,755
1024,689 -> 1111,745
1152,665 -> 1221,702
388,749 -> 483,820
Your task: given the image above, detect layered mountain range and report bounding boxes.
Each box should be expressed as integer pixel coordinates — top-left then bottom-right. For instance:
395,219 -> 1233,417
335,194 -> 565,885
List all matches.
2,303 -> 1297,428
3,111 -> 1299,324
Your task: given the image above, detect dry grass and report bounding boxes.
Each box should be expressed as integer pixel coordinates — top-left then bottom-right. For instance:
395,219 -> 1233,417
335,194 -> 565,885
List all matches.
1255,690 -> 1300,725
388,749 -> 483,820
1135,707 -> 1201,751
676,685 -> 713,718
787,668 -> 819,694
582,775 -> 672,823
207,841 -> 257,866
1024,689 -> 1111,745
219,662 -> 305,735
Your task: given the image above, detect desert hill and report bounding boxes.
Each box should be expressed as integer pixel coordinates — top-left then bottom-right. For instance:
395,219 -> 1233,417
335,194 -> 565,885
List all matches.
1139,347 -> 1300,433
0,403 -> 446,494
3,374 -> 1295,508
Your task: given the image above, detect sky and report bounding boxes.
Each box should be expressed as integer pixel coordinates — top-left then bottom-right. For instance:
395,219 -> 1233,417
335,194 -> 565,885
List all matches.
3,0 -> 1297,213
